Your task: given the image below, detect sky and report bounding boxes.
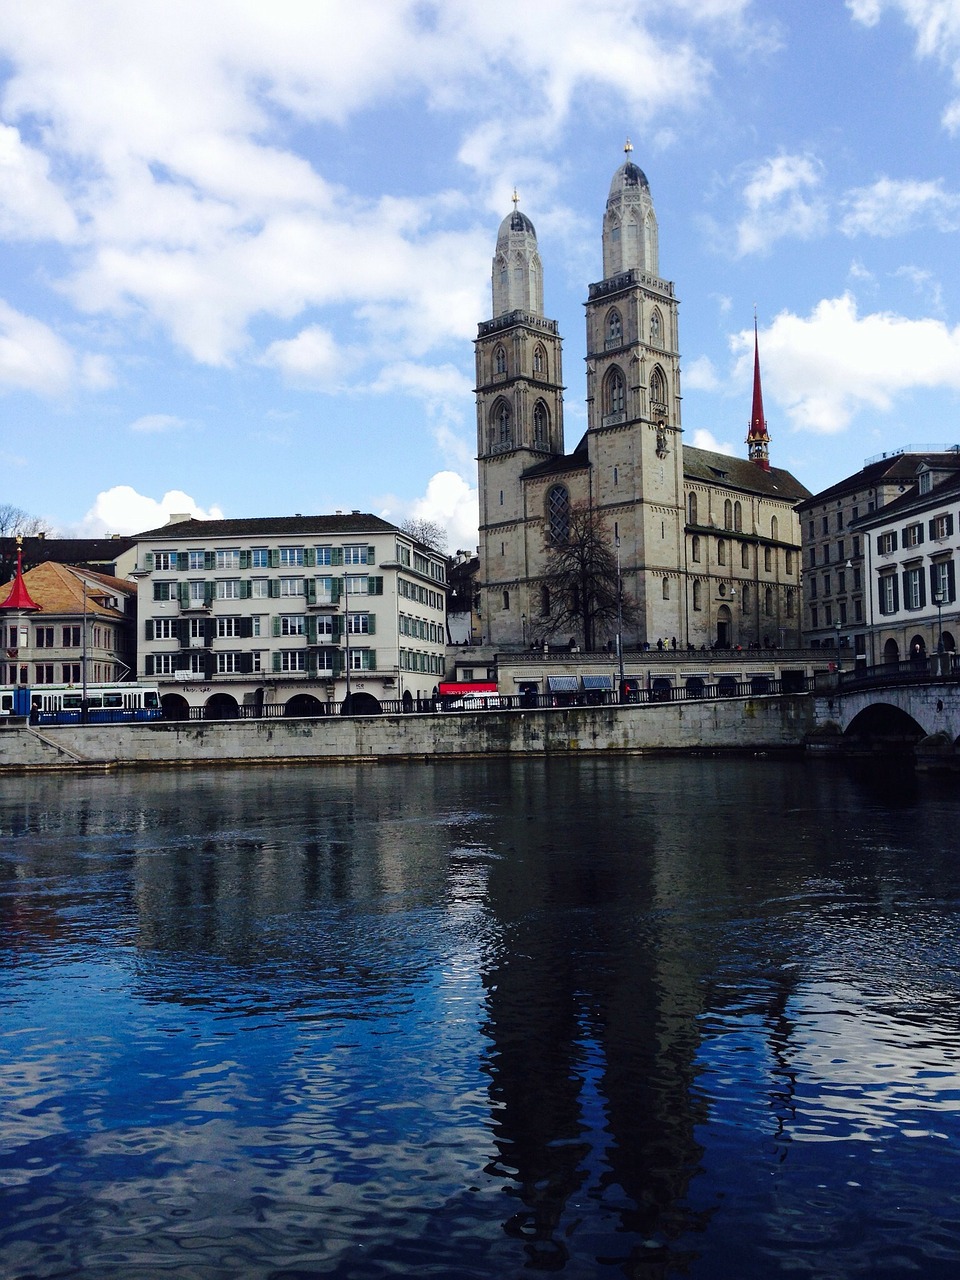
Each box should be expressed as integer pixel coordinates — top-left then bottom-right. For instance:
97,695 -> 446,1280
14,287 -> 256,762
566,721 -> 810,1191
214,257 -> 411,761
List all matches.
1,0 -> 959,552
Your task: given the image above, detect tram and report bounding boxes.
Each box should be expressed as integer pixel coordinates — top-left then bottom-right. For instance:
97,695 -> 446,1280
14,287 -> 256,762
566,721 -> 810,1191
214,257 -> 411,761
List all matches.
0,683 -> 162,724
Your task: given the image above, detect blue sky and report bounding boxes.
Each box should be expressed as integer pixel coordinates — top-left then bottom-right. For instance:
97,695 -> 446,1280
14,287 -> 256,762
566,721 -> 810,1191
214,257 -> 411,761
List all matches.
1,0 -> 959,550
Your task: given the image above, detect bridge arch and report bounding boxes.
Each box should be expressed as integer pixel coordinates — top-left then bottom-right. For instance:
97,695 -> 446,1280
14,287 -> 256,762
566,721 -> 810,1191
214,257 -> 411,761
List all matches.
845,702 -> 926,749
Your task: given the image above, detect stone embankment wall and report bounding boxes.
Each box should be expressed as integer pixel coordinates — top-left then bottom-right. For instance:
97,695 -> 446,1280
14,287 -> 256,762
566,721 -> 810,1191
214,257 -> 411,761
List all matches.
0,696 -> 815,772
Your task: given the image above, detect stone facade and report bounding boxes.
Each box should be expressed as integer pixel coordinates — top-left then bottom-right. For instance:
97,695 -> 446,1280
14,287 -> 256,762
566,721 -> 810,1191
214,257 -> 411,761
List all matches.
477,150 -> 809,653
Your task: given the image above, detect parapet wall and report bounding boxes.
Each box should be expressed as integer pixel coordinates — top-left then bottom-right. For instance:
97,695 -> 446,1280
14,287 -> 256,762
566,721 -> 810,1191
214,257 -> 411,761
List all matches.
0,696 -> 815,772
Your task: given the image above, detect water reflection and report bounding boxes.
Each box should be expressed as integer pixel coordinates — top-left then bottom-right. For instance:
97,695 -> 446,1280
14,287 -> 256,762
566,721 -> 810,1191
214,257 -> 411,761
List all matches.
1,759 -> 959,1278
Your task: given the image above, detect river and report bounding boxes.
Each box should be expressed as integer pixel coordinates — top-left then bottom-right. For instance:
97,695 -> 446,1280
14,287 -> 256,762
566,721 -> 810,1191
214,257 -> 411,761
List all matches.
1,757 -> 959,1279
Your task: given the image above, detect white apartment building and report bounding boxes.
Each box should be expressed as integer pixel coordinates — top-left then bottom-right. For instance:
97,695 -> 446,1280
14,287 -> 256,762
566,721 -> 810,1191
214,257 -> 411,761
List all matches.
858,462 -> 960,665
132,513 -> 447,716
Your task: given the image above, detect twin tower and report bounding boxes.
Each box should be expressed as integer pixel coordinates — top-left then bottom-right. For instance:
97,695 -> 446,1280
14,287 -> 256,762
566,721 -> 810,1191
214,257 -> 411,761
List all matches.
475,147 -> 687,649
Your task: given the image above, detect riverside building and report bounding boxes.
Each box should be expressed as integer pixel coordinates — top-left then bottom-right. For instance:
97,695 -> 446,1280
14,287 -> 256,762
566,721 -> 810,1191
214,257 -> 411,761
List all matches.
476,145 -> 810,653
131,512 -> 447,717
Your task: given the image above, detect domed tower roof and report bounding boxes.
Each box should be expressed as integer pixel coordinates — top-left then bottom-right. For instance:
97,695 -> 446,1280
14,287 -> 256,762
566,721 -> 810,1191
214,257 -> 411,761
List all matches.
602,140 -> 658,280
491,191 -> 543,318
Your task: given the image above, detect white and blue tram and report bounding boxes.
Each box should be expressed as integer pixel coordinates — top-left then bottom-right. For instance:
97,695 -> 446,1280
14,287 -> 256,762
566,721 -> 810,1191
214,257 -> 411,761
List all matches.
0,683 -> 162,724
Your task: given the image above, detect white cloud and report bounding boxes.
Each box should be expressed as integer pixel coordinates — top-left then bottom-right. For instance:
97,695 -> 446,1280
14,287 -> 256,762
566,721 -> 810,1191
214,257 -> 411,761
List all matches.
0,123 -> 77,241
129,413 -> 187,434
735,153 -> 828,255
841,176 -> 960,235
380,470 -> 479,553
848,0 -> 960,133
684,355 -> 721,391
734,294 -> 960,433
0,299 -> 79,395
73,486 -> 224,537
261,326 -> 355,390
690,428 -> 737,455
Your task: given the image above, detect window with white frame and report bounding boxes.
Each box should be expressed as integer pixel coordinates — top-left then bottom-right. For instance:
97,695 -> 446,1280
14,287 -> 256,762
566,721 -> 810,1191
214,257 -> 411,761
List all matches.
153,653 -> 179,675
280,650 -> 306,671
153,551 -> 176,570
904,565 -> 924,610
343,545 -> 367,565
153,581 -> 173,602
903,523 -> 924,548
189,618 -> 205,639
877,531 -> 897,555
279,577 -> 304,597
932,559 -> 954,603
315,546 -> 333,566
347,613 -> 371,634
216,652 -> 243,673
188,550 -> 205,569
345,575 -> 368,595
251,547 -> 269,568
279,547 -> 304,566
216,549 -> 240,569
188,652 -> 205,674
216,579 -> 240,599
189,580 -> 206,604
280,615 -> 305,635
931,513 -> 954,541
251,578 -> 269,598
315,615 -> 334,637
879,573 -> 898,615
217,617 -> 242,637
152,617 -> 177,639
315,576 -> 335,604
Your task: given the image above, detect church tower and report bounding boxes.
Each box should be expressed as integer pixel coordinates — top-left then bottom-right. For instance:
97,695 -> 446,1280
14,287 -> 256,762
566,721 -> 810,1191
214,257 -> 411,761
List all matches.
584,143 -> 685,644
476,196 -> 565,644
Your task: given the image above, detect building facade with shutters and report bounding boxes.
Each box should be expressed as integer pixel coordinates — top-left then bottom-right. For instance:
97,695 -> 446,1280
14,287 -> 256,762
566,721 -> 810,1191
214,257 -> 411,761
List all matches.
855,460 -> 960,665
476,149 -> 809,654
132,513 -> 447,716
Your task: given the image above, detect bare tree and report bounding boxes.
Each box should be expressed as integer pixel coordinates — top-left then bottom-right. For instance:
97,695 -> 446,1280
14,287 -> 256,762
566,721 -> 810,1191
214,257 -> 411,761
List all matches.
400,517 -> 447,553
539,504 -> 638,651
0,504 -> 49,539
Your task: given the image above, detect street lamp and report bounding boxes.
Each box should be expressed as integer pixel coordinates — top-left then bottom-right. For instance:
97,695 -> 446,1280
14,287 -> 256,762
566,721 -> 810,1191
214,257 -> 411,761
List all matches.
933,588 -> 944,655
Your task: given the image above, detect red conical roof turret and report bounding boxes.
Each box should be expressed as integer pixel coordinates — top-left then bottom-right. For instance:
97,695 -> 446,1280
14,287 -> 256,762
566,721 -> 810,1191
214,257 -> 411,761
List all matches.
0,538 -> 40,612
746,317 -> 771,472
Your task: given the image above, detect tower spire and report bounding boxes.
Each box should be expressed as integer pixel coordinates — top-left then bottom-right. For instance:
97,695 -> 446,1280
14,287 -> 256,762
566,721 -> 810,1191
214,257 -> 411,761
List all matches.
0,536 -> 40,612
746,314 -> 771,471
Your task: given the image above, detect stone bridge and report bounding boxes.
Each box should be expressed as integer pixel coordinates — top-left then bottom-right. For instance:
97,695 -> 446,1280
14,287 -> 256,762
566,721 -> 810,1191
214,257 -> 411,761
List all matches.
812,674 -> 960,767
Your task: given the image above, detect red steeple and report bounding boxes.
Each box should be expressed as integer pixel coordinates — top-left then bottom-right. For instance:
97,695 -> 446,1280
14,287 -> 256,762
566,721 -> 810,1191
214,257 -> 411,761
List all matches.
746,317 -> 771,472
0,538 -> 40,612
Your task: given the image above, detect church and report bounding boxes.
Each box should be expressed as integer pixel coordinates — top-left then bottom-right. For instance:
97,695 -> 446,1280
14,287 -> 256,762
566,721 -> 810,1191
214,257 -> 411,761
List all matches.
475,145 -> 810,652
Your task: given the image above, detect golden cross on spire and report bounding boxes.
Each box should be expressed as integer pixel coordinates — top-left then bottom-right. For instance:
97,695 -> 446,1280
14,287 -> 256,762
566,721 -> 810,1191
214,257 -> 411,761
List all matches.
512,187 -> 519,210
624,137 -> 633,156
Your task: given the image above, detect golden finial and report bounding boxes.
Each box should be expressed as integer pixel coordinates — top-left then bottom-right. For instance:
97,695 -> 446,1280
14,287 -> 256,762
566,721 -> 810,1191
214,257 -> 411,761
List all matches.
512,187 -> 519,210
624,138 -> 633,156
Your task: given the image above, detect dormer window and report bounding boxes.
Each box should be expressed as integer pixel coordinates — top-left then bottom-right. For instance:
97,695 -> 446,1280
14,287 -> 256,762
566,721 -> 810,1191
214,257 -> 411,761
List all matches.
919,469 -> 933,494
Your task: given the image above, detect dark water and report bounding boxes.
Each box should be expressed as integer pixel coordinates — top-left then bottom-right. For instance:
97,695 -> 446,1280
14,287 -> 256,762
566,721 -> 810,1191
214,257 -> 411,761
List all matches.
1,757 -> 959,1279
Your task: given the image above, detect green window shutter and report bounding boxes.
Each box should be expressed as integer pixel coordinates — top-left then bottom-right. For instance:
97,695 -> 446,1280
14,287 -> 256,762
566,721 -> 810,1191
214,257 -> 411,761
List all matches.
269,548 -> 280,568
333,615 -> 344,640
306,651 -> 318,675
239,550 -> 251,570
145,619 -> 154,641
204,551 -> 215,570
333,649 -> 344,676
176,552 -> 188,571
272,617 -> 281,638
367,546 -> 376,565
272,651 -> 281,673
240,617 -> 253,638
240,653 -> 254,674
368,576 -> 383,596
239,580 -> 251,599
178,581 -> 190,609
366,614 -> 376,636
332,577 -> 343,602
332,547 -> 343,567
145,552 -> 154,570
144,655 -> 154,675
203,619 -> 215,644
364,650 -> 376,671
175,650 -> 189,670
306,616 -> 317,644
203,652 -> 215,679
302,577 -> 311,598
305,579 -> 316,605
304,548 -> 316,568
269,580 -> 281,598
204,582 -> 215,607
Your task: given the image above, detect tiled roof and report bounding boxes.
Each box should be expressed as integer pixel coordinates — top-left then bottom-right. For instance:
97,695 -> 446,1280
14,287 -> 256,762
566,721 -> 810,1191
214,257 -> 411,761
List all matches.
683,446 -> 811,501
0,562 -> 133,617
133,513 -> 400,540
853,467 -> 960,527
796,452 -> 960,510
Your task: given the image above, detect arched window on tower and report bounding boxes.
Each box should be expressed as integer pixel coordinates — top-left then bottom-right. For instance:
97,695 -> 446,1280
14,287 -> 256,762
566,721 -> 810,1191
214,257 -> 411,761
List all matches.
662,578 -> 670,601
606,368 -> 625,417
734,501 -> 742,532
724,499 -> 733,530
718,538 -> 727,566
771,515 -> 779,540
540,584 -> 551,616
764,587 -> 773,616
691,535 -> 701,563
533,401 -> 548,447
741,542 -> 750,569
650,366 -> 667,415
547,485 -> 570,544
533,345 -> 545,376
650,309 -> 662,346
688,492 -> 698,525
693,580 -> 702,610
607,309 -> 622,345
495,345 -> 506,375
490,400 -> 511,449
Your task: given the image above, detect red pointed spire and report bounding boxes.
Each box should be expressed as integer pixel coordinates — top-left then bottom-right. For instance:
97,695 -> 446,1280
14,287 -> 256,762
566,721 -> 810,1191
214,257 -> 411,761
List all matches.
0,539 -> 40,612
746,316 -> 771,472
